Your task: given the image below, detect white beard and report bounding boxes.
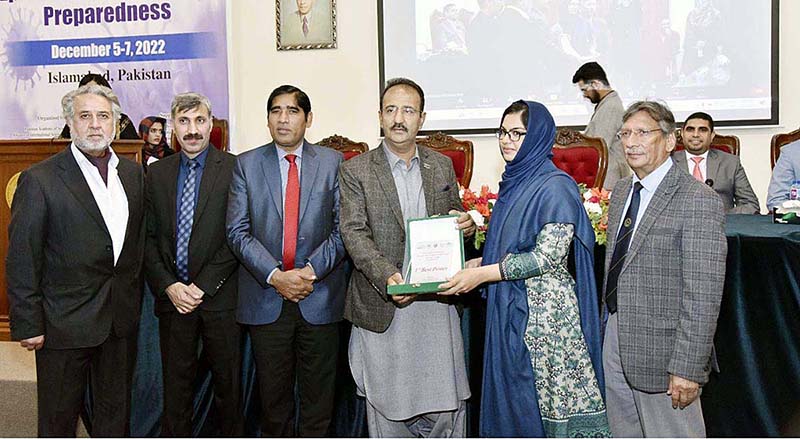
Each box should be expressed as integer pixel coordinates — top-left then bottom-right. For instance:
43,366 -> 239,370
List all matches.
74,136 -> 112,154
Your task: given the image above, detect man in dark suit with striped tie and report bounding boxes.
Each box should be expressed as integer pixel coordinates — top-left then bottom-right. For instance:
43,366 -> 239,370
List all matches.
145,92 -> 242,436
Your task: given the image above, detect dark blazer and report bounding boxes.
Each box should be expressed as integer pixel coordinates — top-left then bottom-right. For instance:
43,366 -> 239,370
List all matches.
227,141 -> 348,325
145,146 -> 239,314
672,148 -> 760,213
603,163 -> 727,392
7,147 -> 145,349
339,144 -> 464,333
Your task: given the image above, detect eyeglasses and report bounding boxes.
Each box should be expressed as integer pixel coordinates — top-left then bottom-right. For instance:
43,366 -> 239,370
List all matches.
616,128 -> 662,140
495,128 -> 527,142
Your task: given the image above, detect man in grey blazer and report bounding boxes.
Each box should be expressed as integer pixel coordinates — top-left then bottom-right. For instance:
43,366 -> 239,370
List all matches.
603,101 -> 727,437
672,112 -> 760,213
227,85 -> 348,436
339,78 -> 475,437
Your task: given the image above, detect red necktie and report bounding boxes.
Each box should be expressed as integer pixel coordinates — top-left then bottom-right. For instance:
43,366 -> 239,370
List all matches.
302,17 -> 309,37
691,156 -> 704,182
283,154 -> 299,270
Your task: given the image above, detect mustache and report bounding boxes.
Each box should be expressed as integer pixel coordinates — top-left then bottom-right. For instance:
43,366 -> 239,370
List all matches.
390,123 -> 407,132
183,133 -> 203,140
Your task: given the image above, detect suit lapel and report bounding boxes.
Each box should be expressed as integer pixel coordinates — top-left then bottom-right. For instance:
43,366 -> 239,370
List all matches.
673,151 -> 689,173
372,147 -> 405,229
193,147 -> 221,228
623,165 -> 681,268
299,142 -> 319,222
605,177 -> 631,271
57,149 -> 110,235
706,149 -> 720,183
418,146 -> 437,217
261,144 -> 284,220
166,155 -> 180,234
116,156 -> 141,245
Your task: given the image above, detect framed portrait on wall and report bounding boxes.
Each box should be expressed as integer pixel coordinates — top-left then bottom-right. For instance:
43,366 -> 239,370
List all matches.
276,0 -> 337,50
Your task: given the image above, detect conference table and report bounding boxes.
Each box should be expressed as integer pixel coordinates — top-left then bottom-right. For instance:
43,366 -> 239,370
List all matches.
118,214 -> 800,437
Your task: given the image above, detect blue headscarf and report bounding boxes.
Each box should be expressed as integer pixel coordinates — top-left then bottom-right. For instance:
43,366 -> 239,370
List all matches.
479,101 -> 604,437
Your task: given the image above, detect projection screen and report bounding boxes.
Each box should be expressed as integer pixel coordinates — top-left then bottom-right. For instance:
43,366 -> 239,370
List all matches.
378,0 -> 778,133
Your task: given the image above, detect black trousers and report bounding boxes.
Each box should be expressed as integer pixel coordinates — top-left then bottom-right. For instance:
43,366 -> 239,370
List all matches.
249,302 -> 340,437
35,332 -> 136,437
158,308 -> 243,437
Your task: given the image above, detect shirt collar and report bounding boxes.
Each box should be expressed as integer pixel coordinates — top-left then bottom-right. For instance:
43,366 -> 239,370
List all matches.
70,143 -> 119,169
276,142 -> 305,162
596,90 -> 617,108
180,146 -> 210,169
382,141 -> 419,170
632,157 -> 672,194
685,149 -> 709,161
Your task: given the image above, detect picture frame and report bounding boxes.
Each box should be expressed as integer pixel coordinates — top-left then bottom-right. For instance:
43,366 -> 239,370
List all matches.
276,0 -> 337,51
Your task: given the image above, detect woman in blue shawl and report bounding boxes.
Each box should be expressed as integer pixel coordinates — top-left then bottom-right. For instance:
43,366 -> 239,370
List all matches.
439,101 -> 609,437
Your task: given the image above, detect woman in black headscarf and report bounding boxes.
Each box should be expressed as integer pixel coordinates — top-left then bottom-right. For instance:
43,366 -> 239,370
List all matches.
138,116 -> 174,169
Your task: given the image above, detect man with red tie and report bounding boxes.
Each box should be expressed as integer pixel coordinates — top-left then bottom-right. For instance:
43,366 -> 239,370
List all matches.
226,84 -> 348,436
671,112 -> 759,213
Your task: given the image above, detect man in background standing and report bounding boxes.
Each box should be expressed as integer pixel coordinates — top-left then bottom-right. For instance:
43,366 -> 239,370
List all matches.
573,61 -> 631,189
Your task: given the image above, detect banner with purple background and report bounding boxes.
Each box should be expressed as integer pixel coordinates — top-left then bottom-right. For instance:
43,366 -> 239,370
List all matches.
0,0 -> 229,140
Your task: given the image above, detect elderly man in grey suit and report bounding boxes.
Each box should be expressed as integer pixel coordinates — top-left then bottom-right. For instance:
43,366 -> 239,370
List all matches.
573,62 -> 631,190
602,101 -> 727,437
672,112 -> 760,213
339,77 -> 475,437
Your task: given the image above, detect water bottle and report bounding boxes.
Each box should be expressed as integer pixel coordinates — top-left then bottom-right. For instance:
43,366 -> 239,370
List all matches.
791,180 -> 800,201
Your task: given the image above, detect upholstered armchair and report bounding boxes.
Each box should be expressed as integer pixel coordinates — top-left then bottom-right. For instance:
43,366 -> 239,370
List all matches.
417,132 -> 474,188
552,128 -> 608,188
317,134 -> 368,160
770,127 -> 800,168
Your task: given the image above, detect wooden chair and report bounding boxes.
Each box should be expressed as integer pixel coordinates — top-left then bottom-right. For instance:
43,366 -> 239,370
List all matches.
552,128 -> 608,188
317,134 -> 368,160
417,132 -> 474,187
770,127 -> 800,169
674,129 -> 740,155
171,118 -> 230,152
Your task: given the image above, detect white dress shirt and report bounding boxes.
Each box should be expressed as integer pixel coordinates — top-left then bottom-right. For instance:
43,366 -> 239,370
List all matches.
70,143 -> 129,265
685,150 -> 709,181
618,158 -> 673,245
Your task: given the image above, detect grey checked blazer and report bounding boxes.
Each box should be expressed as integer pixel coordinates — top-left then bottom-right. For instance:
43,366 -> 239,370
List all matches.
603,163 -> 727,392
339,145 -> 463,333
672,148 -> 760,214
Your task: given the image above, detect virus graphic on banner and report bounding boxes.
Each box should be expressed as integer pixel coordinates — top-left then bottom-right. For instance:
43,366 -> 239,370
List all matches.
0,7 -> 42,91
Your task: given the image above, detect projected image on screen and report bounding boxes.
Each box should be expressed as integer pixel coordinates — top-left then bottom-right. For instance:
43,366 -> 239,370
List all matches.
380,0 -> 775,132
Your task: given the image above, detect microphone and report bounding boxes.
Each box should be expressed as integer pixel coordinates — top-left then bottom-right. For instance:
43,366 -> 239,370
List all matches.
705,179 -> 714,187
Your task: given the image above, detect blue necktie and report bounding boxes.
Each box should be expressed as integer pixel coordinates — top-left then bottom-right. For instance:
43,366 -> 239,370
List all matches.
176,159 -> 198,282
605,182 -> 644,314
